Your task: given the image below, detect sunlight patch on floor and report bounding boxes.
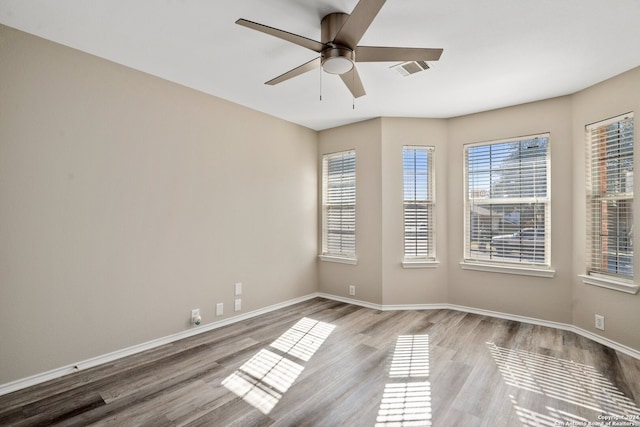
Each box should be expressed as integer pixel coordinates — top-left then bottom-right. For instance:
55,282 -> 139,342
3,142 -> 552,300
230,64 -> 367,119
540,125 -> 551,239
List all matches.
388,335 -> 430,378
487,342 -> 640,426
222,317 -> 335,415
270,317 -> 335,362
376,335 -> 432,426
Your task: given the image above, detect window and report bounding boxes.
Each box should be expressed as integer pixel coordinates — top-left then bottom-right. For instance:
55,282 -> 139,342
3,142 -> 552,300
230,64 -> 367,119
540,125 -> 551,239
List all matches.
403,146 -> 436,264
321,150 -> 356,261
585,113 -> 634,282
464,134 -> 551,269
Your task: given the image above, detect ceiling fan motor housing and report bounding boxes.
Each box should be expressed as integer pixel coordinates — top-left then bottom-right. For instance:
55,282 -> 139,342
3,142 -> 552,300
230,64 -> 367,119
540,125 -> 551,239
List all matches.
321,13 -> 355,74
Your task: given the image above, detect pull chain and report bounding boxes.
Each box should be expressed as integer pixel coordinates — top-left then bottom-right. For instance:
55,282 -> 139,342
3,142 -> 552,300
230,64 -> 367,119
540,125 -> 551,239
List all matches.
319,65 -> 323,101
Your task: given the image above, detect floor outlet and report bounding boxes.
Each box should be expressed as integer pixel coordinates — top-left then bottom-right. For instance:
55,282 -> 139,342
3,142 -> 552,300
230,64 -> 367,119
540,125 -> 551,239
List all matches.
216,303 -> 224,316
595,314 -> 605,331
235,299 -> 242,312
349,285 -> 355,296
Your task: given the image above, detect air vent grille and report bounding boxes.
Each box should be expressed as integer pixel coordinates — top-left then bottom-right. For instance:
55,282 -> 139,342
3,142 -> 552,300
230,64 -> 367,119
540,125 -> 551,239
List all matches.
392,60 -> 430,77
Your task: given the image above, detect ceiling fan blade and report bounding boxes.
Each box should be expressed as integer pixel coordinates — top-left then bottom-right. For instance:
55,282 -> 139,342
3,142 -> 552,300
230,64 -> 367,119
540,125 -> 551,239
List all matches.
355,46 -> 443,62
236,19 -> 325,52
339,66 -> 366,98
266,57 -> 321,85
333,0 -> 387,49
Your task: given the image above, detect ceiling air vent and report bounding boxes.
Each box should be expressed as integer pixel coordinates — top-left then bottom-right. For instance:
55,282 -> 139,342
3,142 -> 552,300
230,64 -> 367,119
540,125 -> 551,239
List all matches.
391,60 -> 430,77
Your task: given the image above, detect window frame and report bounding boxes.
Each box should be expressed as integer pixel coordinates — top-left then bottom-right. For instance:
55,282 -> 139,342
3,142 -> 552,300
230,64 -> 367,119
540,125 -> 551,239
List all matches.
460,133 -> 554,277
402,145 -> 438,268
320,150 -> 357,264
580,112 -> 637,294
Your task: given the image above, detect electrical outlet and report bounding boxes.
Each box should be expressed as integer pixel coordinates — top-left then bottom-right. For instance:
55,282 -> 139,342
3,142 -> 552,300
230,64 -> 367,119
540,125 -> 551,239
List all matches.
235,282 -> 242,296
595,314 -> 605,330
235,298 -> 242,312
216,303 -> 224,316
191,309 -> 200,324
349,285 -> 355,296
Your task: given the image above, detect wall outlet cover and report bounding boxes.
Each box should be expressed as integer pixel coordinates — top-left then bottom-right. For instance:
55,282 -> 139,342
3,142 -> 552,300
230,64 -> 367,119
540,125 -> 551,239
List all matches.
216,303 -> 224,316
595,314 -> 605,330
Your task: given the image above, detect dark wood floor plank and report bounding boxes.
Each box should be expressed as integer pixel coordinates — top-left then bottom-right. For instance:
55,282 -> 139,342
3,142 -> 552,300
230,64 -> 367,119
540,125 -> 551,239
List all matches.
1,297 -> 639,426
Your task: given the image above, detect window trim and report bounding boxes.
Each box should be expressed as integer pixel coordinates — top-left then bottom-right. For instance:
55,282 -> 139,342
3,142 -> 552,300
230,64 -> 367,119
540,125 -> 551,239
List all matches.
320,149 -> 357,263
402,259 -> 440,269
460,260 -> 556,278
579,273 -> 638,294
402,145 -> 437,264
582,112 -> 634,291
462,133 -> 552,275
319,254 -> 358,265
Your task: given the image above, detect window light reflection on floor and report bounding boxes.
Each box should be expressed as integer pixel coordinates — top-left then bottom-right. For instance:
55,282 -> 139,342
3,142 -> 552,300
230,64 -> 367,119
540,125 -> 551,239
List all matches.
510,395 -> 594,427
222,317 -> 335,415
388,335 -> 430,378
270,316 -> 336,362
376,335 -> 432,426
487,342 -> 640,425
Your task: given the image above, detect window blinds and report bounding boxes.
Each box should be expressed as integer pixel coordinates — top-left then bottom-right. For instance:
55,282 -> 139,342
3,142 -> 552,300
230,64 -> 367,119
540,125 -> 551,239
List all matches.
586,113 -> 634,279
464,135 -> 550,266
322,150 -> 356,257
403,146 -> 435,259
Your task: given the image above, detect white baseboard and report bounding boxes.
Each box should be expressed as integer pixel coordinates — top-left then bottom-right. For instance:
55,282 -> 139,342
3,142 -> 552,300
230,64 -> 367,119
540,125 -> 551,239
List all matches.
317,293 -> 640,361
2,292 -> 638,396
445,303 -> 640,361
315,292 -> 384,310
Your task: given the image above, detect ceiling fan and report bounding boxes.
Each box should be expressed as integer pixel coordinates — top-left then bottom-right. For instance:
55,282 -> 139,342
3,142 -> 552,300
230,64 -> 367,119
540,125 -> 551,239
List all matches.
236,0 -> 443,98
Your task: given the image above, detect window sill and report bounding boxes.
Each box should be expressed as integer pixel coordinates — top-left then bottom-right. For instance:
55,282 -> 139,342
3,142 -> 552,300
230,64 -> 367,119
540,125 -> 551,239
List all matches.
319,255 -> 358,265
459,261 -> 556,278
402,260 -> 440,269
578,274 -> 638,294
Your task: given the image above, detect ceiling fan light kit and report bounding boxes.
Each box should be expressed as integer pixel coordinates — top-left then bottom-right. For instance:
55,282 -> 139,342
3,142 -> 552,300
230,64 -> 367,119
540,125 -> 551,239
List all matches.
236,0 -> 443,98
321,48 -> 354,74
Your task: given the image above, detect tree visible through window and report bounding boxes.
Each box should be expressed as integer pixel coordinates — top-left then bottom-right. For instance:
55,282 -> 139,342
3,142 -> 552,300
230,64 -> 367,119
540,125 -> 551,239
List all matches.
464,134 -> 550,266
586,113 -> 634,279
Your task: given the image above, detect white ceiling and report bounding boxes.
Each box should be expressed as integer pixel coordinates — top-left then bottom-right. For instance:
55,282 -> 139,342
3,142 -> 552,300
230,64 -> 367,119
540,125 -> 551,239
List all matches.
2,0 -> 640,130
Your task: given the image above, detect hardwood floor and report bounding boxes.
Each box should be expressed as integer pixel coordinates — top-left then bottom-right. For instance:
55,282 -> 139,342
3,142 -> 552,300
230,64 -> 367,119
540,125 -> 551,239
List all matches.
1,297 -> 639,426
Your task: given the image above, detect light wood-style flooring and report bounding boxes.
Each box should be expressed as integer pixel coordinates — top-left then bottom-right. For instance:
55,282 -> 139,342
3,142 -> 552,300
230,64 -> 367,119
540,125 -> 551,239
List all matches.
1,297 -> 639,426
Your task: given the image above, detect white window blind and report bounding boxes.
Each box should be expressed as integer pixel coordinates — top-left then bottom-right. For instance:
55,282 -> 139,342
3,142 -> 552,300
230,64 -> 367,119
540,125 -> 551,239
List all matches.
586,113 -> 634,279
403,146 -> 435,260
464,134 -> 550,266
322,150 -> 356,258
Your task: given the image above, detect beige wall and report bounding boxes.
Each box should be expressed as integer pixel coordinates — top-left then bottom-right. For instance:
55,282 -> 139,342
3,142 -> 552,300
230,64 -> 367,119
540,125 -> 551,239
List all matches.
317,118 -> 449,306
571,67 -> 640,350
380,118 -> 449,305
447,97 -> 575,323
317,119 -> 383,304
0,25 -> 318,383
